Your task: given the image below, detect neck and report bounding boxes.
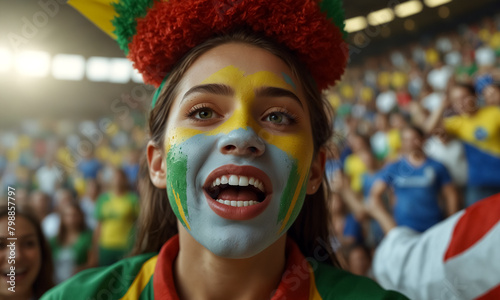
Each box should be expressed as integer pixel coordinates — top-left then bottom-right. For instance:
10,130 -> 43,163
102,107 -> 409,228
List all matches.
407,151 -> 426,166
175,226 -> 286,300
5,289 -> 32,300
113,189 -> 125,196
464,108 -> 478,116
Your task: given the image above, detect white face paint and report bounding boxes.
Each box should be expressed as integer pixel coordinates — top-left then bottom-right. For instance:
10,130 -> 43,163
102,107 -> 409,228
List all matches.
163,43 -> 315,258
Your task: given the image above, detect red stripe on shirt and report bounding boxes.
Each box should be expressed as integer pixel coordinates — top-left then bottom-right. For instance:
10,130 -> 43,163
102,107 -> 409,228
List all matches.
444,193 -> 500,262
475,283 -> 500,300
271,239 -> 311,299
154,235 -> 180,300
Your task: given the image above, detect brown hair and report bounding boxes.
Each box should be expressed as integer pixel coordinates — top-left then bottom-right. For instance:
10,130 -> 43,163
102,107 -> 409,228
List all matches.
57,202 -> 87,245
0,205 -> 54,298
133,29 -> 339,267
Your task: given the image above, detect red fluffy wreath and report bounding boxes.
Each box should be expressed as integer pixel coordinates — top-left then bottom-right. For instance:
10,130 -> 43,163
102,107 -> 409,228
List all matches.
128,0 -> 348,90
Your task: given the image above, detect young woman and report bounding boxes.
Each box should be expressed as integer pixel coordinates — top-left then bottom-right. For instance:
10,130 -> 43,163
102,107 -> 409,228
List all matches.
369,126 -> 459,233
50,203 -> 93,283
79,179 -> 100,230
43,0 -> 407,299
93,168 -> 139,266
426,83 -> 500,206
0,206 -> 54,300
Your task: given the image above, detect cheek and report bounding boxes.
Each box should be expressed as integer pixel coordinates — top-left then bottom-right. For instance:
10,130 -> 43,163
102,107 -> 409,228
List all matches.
272,133 -> 314,234
27,248 -> 42,280
25,247 -> 42,266
0,249 -> 7,264
165,143 -> 191,231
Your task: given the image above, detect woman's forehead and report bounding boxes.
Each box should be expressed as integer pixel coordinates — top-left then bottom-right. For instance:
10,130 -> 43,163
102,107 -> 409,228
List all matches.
179,43 -> 300,91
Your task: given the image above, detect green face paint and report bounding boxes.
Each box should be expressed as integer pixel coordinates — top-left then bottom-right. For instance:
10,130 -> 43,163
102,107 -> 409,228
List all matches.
162,57 -> 316,259
166,145 -> 190,230
282,72 -> 297,90
278,159 -> 309,231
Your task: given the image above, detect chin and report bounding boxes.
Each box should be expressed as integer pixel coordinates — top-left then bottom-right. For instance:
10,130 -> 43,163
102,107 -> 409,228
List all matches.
191,223 -> 281,259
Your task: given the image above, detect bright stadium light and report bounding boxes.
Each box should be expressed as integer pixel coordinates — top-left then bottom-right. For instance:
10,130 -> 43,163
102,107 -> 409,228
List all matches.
131,68 -> 144,83
345,16 -> 368,33
395,0 -> 424,18
86,56 -> 110,82
0,47 -> 13,73
424,0 -> 452,8
108,58 -> 131,83
52,54 -> 85,80
15,50 -> 51,77
367,8 -> 395,26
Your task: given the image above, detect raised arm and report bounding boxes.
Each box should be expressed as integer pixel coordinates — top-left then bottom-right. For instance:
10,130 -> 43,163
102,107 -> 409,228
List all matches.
337,173 -> 369,221
367,179 -> 396,234
442,183 -> 460,217
423,95 -> 450,134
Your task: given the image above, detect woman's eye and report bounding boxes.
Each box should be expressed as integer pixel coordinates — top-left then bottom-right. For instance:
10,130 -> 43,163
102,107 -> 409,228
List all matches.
265,111 -> 296,125
23,240 -> 37,248
196,109 -> 213,119
268,113 -> 284,124
186,106 -> 218,121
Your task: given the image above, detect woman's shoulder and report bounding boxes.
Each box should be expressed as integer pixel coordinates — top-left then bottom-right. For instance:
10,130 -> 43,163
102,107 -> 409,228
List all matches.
312,262 -> 409,299
41,252 -> 158,300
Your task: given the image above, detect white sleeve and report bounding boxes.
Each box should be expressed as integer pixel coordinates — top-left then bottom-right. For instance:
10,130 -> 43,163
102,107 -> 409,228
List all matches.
373,213 -> 463,300
374,205 -> 500,300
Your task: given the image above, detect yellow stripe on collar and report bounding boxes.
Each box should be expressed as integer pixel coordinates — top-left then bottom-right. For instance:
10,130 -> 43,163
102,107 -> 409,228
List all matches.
308,264 -> 324,300
119,255 -> 158,299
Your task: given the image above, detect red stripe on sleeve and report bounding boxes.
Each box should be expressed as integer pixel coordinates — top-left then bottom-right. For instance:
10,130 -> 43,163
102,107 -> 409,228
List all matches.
475,283 -> 500,300
444,193 -> 500,262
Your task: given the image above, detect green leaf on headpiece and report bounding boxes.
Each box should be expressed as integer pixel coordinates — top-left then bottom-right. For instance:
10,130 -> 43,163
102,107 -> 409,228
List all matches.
112,0 -> 155,55
319,0 -> 347,39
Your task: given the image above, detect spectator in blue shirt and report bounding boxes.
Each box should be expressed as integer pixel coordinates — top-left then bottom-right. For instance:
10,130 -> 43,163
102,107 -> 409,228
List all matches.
369,126 -> 459,233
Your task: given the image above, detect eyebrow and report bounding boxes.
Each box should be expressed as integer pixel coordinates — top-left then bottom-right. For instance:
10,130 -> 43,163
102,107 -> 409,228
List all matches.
181,84 -> 234,103
255,87 -> 303,108
181,84 -> 303,107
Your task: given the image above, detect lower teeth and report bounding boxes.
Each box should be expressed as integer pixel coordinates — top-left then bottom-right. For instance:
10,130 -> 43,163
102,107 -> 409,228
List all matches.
216,199 -> 258,207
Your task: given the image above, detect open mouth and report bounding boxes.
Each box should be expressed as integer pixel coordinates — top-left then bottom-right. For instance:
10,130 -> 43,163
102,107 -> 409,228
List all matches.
2,267 -> 28,282
205,175 -> 267,207
203,165 -> 273,220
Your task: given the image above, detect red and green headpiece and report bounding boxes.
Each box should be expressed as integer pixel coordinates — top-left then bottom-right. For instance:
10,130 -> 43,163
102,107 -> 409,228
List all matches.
69,0 -> 348,93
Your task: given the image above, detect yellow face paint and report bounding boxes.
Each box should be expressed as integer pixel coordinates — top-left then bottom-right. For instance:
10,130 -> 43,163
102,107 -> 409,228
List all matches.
167,65 -> 314,174
166,65 -> 315,235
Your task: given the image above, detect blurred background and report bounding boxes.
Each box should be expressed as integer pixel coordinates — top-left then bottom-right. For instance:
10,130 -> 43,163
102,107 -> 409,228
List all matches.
0,0 -> 500,289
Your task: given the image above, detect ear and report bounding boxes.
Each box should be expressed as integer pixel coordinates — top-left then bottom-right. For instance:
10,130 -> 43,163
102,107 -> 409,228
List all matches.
147,140 -> 166,189
306,147 -> 326,195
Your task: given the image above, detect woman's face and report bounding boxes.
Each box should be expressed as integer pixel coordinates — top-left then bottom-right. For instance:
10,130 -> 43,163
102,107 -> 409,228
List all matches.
0,216 -> 41,298
483,85 -> 500,106
111,170 -> 127,192
86,180 -> 99,199
450,86 -> 477,114
61,206 -> 82,230
156,43 -> 319,258
402,128 -> 423,154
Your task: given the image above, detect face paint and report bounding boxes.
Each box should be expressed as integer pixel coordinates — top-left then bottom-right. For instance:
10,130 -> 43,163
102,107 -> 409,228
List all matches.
281,72 -> 297,91
165,65 -> 314,258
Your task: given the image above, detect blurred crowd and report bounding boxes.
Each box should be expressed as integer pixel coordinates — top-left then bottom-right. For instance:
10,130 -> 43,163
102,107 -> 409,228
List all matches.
0,13 -> 499,297
324,15 -> 500,277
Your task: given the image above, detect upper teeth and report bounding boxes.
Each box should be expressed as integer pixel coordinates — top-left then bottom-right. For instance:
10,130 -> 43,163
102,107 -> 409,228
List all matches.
212,175 -> 265,192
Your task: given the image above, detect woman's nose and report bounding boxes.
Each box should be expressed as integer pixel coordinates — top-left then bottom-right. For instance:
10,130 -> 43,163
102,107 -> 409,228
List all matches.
218,128 -> 265,157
